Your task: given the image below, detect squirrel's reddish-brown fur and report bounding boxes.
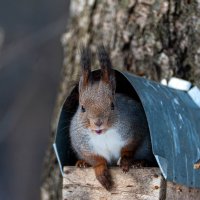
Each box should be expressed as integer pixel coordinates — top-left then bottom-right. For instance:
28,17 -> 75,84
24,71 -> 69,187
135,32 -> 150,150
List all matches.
69,45 -> 155,190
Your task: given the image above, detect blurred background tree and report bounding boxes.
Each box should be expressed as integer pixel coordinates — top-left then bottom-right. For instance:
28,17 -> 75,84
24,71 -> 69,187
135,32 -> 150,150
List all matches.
0,0 -> 69,200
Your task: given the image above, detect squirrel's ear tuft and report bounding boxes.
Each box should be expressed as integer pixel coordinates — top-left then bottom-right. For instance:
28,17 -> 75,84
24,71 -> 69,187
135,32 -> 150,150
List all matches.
80,45 -> 92,87
97,44 -> 116,93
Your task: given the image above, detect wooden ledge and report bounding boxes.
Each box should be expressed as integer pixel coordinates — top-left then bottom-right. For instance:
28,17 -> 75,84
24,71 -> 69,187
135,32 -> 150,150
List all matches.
62,167 -> 200,200
63,167 -> 163,200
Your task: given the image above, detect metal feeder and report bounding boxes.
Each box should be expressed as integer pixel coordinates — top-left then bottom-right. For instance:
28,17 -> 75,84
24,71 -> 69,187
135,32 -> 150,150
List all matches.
53,70 -> 200,188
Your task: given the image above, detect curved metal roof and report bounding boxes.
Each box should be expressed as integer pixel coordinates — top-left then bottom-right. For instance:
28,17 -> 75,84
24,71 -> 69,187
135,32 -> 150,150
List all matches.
54,70 -> 200,188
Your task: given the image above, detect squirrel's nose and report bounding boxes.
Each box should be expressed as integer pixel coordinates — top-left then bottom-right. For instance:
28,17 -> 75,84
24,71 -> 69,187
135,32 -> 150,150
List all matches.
94,119 -> 103,127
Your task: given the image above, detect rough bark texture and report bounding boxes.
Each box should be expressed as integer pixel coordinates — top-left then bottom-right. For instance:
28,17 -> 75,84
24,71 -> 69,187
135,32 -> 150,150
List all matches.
165,182 -> 200,200
41,0 -> 200,199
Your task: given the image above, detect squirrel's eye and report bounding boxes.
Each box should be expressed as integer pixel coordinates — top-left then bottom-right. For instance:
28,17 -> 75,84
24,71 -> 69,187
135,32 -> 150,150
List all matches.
111,102 -> 114,110
81,106 -> 86,112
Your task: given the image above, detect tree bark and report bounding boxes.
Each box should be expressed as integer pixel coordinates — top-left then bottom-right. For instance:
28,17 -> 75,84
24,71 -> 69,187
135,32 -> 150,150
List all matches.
41,0 -> 200,199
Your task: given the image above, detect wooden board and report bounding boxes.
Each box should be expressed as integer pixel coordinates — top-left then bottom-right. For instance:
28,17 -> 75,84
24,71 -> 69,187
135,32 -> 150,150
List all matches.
63,167 -> 200,200
165,182 -> 200,200
63,167 -> 163,200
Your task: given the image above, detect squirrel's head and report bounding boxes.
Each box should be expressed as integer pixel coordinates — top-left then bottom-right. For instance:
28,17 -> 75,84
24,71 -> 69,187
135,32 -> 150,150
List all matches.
78,45 -> 116,135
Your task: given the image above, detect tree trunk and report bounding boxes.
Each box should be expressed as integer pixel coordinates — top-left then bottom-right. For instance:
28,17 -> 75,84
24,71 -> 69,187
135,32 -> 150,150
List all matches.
41,0 -> 200,199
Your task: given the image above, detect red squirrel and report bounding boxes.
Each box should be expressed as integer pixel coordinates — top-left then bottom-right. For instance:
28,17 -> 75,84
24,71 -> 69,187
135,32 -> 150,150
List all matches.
70,45 -> 154,190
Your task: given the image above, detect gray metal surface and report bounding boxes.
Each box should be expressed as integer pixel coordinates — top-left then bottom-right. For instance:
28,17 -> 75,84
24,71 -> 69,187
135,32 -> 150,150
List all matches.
54,69 -> 200,188
123,71 -> 200,188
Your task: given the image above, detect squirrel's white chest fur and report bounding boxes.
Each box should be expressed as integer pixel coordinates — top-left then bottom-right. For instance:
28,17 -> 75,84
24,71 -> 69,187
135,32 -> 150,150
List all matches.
88,128 -> 127,163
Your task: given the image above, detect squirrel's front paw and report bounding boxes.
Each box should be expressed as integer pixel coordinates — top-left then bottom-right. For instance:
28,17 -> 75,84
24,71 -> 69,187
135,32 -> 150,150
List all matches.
76,160 -> 91,168
119,156 -> 132,173
132,160 -> 147,168
94,164 -> 112,190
